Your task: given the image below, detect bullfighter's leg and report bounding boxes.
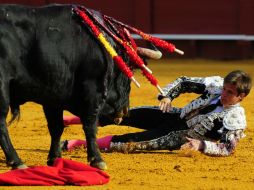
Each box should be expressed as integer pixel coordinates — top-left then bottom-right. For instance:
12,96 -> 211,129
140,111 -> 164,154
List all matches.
118,106 -> 183,130
43,106 -> 64,166
0,93 -> 25,168
61,107 -> 187,151
109,130 -> 189,153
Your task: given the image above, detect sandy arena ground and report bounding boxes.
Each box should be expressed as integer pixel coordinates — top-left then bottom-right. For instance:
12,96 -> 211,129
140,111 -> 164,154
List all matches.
0,59 -> 254,190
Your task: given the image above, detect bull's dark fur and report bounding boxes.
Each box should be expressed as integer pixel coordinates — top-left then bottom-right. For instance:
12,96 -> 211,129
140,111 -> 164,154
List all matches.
0,4 -> 131,169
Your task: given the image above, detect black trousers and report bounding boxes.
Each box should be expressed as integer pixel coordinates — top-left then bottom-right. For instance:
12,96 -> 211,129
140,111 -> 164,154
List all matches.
106,106 -> 188,143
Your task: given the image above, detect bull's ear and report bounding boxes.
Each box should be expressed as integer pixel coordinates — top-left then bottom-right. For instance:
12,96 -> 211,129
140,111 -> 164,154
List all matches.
137,47 -> 162,60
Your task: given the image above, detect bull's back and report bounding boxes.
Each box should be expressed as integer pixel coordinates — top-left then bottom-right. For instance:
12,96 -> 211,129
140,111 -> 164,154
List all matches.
32,5 -> 108,103
0,4 -> 108,105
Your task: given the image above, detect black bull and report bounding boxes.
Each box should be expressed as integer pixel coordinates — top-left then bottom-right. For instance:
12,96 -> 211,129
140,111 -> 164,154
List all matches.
0,4 -> 133,169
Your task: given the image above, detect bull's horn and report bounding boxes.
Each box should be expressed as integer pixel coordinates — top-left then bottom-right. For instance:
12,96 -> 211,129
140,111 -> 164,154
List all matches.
137,47 -> 162,60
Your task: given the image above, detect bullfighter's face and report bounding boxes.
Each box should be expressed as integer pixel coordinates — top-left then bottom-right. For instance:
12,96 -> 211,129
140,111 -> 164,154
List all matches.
220,83 -> 246,108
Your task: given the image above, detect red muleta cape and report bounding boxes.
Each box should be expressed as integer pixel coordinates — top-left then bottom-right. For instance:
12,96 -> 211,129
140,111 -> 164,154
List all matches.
0,158 -> 109,186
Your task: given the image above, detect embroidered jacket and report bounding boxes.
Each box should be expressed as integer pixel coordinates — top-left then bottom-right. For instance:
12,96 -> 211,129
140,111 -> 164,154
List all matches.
158,76 -> 247,156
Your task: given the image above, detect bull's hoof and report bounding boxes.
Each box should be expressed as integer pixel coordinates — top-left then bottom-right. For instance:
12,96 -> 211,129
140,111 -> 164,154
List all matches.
15,164 -> 29,169
10,163 -> 28,170
90,161 -> 107,170
47,159 -> 55,166
7,160 -> 28,170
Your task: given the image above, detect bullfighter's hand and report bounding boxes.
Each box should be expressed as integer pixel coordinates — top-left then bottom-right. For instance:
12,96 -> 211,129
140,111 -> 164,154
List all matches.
159,98 -> 172,113
180,137 -> 204,151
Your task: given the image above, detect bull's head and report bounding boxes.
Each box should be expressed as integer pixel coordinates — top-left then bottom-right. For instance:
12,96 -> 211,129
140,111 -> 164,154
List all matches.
98,62 -> 131,126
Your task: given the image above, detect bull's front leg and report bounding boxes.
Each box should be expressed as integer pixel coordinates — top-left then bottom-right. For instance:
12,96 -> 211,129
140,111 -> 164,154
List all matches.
0,116 -> 26,169
79,78 -> 108,170
43,106 -> 64,166
0,87 -> 26,169
81,114 -> 107,170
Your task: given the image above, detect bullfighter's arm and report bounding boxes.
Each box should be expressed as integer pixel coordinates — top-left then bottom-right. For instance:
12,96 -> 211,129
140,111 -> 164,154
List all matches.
202,108 -> 247,156
158,76 -> 224,101
202,129 -> 245,156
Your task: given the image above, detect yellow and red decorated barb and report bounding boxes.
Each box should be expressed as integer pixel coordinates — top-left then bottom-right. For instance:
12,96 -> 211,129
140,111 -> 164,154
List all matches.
104,15 -> 184,55
73,6 -> 184,94
100,17 -> 153,74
